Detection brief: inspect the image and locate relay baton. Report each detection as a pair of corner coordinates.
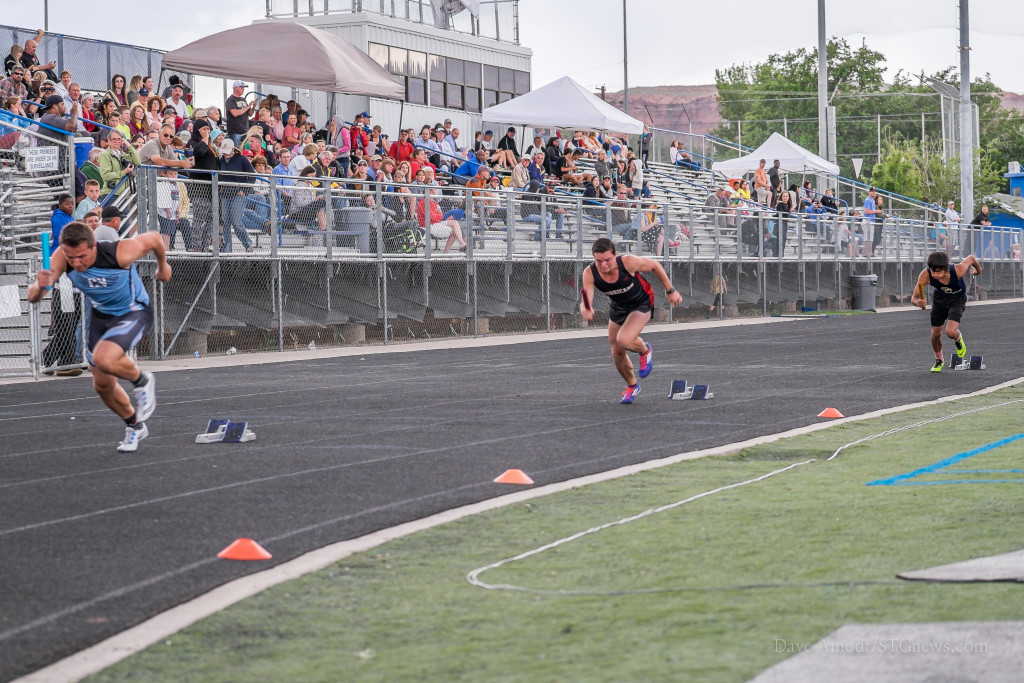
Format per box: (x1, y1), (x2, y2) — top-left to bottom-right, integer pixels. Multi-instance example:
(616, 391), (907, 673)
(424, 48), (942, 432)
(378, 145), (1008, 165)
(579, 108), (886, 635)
(41, 236), (51, 290)
(581, 287), (591, 311)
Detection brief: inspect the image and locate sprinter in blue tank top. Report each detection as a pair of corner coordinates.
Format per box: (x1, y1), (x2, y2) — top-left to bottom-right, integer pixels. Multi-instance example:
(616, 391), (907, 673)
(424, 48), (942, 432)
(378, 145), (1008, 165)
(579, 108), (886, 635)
(580, 237), (682, 403)
(28, 222), (172, 452)
(910, 250), (981, 372)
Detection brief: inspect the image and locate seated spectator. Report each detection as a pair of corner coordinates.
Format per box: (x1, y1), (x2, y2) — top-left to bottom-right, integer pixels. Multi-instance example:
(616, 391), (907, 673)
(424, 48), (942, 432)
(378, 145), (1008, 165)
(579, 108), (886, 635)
(544, 136), (562, 176)
(800, 180), (815, 209)
(79, 147), (102, 185)
(493, 127), (520, 170)
(802, 199), (827, 235)
(528, 152), (546, 185)
(634, 201), (664, 255)
(73, 179), (102, 219)
(416, 186), (467, 253)
(510, 154), (531, 190)
(609, 186), (634, 238)
(83, 209), (118, 242)
(0, 65), (29, 102)
(50, 193), (75, 251)
(524, 135), (544, 157)
(477, 129), (494, 153)
(559, 149), (588, 185)
(520, 180), (567, 240)
(0, 97), (26, 148)
(820, 188), (839, 214)
(455, 149), (489, 180)
(98, 128), (140, 198)
(389, 128), (414, 163)
(272, 147), (294, 211)
(283, 165), (328, 233)
(480, 174), (508, 225)
(289, 143), (317, 176)
(409, 147), (436, 179)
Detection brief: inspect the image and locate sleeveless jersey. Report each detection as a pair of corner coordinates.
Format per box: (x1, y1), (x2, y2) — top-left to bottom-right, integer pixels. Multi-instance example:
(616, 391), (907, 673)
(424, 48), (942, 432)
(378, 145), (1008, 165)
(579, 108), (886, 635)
(589, 255), (654, 310)
(928, 268), (966, 302)
(65, 241), (150, 315)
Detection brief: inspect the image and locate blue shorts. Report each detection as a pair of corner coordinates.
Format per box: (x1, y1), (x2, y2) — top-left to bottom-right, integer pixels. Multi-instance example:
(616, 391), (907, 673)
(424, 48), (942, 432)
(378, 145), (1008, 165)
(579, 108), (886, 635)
(87, 307), (153, 365)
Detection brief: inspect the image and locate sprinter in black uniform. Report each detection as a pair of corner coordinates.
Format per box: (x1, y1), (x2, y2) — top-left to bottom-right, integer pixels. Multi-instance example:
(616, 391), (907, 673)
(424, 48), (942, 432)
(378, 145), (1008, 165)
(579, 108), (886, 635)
(910, 250), (981, 372)
(581, 238), (682, 403)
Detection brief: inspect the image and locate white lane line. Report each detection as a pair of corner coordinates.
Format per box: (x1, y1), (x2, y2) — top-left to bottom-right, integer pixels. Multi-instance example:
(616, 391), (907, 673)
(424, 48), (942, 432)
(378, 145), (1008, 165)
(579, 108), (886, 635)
(18, 373), (1024, 683)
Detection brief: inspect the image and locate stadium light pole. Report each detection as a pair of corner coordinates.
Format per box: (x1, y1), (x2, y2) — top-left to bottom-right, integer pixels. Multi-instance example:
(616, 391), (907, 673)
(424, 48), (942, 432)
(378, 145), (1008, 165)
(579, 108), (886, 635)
(959, 0), (974, 225)
(622, 0), (629, 117)
(817, 0), (828, 160)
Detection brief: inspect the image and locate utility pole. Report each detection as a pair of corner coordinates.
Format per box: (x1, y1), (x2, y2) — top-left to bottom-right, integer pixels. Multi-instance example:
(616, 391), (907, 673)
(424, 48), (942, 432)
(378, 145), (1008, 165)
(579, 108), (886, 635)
(959, 0), (974, 224)
(817, 0), (828, 161)
(622, 0), (629, 117)
(599, 85), (606, 101)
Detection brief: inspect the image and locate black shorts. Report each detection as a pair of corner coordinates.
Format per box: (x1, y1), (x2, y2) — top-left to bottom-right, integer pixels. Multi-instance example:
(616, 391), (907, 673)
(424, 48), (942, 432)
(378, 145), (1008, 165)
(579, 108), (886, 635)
(931, 296), (966, 328)
(608, 303), (652, 326)
(87, 307), (153, 365)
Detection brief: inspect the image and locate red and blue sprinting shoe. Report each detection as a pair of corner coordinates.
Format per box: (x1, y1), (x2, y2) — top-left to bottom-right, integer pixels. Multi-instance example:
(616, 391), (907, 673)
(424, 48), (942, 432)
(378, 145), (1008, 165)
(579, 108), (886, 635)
(620, 384), (641, 404)
(638, 343), (653, 378)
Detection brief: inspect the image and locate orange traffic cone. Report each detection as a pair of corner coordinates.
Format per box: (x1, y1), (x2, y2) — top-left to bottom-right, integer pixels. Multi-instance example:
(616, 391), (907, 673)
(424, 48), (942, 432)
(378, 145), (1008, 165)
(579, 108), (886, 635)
(218, 538), (272, 561)
(493, 469), (534, 485)
(818, 407), (844, 419)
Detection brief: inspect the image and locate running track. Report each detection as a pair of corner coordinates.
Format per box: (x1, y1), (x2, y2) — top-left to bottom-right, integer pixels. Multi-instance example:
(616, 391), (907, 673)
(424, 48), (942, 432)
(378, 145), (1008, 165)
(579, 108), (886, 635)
(1, 302), (1022, 680)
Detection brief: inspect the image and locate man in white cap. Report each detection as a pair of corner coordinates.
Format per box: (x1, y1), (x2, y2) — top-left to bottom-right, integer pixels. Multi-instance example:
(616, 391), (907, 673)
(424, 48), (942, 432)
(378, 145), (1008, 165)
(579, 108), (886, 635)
(224, 80), (255, 145)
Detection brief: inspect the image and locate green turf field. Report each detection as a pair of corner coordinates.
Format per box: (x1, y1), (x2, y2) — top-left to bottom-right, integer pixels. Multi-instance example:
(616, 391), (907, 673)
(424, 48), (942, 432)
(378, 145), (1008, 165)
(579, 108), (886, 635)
(90, 385), (1024, 682)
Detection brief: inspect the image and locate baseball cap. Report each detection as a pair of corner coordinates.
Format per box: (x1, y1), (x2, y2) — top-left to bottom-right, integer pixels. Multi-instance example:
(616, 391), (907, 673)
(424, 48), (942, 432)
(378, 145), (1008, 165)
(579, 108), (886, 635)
(101, 205), (123, 220)
(43, 95), (63, 109)
(444, 118), (452, 124)
(370, 154), (382, 162)
(232, 80), (246, 88)
(219, 138), (235, 154)
(138, 86), (150, 97)
(484, 130), (493, 136)
(359, 111), (371, 118)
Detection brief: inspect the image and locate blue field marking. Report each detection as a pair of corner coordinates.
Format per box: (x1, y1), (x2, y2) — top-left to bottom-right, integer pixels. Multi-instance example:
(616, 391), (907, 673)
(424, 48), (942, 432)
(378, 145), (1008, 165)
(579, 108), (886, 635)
(867, 433), (1024, 487)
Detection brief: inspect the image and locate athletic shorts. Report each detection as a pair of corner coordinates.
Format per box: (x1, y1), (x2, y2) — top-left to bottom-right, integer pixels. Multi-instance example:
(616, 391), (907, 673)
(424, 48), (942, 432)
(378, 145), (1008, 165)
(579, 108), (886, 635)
(87, 307), (153, 365)
(608, 303), (652, 326)
(930, 295), (966, 328)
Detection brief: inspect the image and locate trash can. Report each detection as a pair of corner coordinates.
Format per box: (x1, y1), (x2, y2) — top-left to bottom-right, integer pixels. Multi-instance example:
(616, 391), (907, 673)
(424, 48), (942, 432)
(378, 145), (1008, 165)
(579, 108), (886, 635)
(339, 207), (372, 253)
(74, 137), (94, 168)
(851, 273), (877, 311)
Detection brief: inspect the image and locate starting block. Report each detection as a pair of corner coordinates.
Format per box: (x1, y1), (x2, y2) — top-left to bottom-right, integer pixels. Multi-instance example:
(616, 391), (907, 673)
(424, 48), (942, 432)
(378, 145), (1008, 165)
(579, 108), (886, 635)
(949, 354), (985, 371)
(669, 379), (714, 400)
(195, 419), (256, 443)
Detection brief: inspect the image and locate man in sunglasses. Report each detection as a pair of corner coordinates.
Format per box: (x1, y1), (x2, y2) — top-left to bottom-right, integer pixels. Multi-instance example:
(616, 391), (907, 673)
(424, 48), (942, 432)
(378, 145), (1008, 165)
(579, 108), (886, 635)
(0, 66), (28, 100)
(137, 123), (194, 170)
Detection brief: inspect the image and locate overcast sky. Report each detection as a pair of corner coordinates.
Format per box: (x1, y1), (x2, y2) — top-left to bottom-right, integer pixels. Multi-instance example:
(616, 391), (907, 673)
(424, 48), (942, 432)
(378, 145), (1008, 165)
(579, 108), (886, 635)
(7, 0), (1024, 92)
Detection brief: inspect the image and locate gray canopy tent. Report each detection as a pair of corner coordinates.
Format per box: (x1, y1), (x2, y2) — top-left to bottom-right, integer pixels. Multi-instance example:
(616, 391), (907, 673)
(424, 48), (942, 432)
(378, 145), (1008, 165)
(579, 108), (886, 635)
(160, 22), (404, 112)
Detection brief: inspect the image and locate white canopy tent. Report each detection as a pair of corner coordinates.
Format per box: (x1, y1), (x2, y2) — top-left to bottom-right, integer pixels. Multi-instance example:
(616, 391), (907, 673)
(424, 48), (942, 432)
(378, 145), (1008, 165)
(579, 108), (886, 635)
(712, 132), (840, 177)
(482, 76), (644, 135)
(161, 23), (404, 99)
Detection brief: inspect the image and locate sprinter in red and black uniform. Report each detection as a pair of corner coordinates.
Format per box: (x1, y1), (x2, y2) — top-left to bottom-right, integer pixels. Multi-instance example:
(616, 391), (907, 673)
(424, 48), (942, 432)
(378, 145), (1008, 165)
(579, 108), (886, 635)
(581, 237), (682, 403)
(910, 250), (981, 372)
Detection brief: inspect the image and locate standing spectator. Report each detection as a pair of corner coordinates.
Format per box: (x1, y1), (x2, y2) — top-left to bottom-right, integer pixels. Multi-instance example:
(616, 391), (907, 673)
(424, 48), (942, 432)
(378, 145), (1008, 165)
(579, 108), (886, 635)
(185, 119), (219, 249)
(708, 269), (728, 318)
(224, 80), (254, 145)
(350, 112), (370, 157)
(217, 139), (255, 252)
(767, 159), (782, 206)
(0, 65), (28, 101)
(281, 112), (301, 150)
(166, 84), (188, 120)
(104, 74), (129, 107)
(272, 147), (294, 213)
(156, 168), (194, 249)
(862, 187), (884, 256)
(639, 125), (652, 169)
(20, 30), (58, 83)
(4, 44), (22, 76)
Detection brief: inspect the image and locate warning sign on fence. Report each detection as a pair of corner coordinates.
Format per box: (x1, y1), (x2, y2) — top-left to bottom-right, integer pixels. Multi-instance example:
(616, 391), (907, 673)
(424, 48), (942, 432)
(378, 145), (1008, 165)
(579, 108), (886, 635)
(21, 146), (60, 172)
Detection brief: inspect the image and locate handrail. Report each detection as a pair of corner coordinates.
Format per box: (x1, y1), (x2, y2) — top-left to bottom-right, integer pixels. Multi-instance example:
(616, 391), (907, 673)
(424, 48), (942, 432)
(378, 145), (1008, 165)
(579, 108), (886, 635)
(11, 106), (75, 137)
(645, 167), (713, 196)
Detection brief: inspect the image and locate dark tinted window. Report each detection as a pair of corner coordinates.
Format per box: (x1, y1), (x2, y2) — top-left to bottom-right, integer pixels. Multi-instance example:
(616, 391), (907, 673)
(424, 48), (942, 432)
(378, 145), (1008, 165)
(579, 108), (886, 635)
(465, 63), (481, 87)
(464, 86), (481, 113)
(430, 81), (445, 108)
(484, 89), (498, 108)
(407, 77), (426, 105)
(484, 65), (499, 89)
(447, 58), (464, 85)
(514, 70), (530, 95)
(498, 67), (514, 92)
(447, 84), (463, 110)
